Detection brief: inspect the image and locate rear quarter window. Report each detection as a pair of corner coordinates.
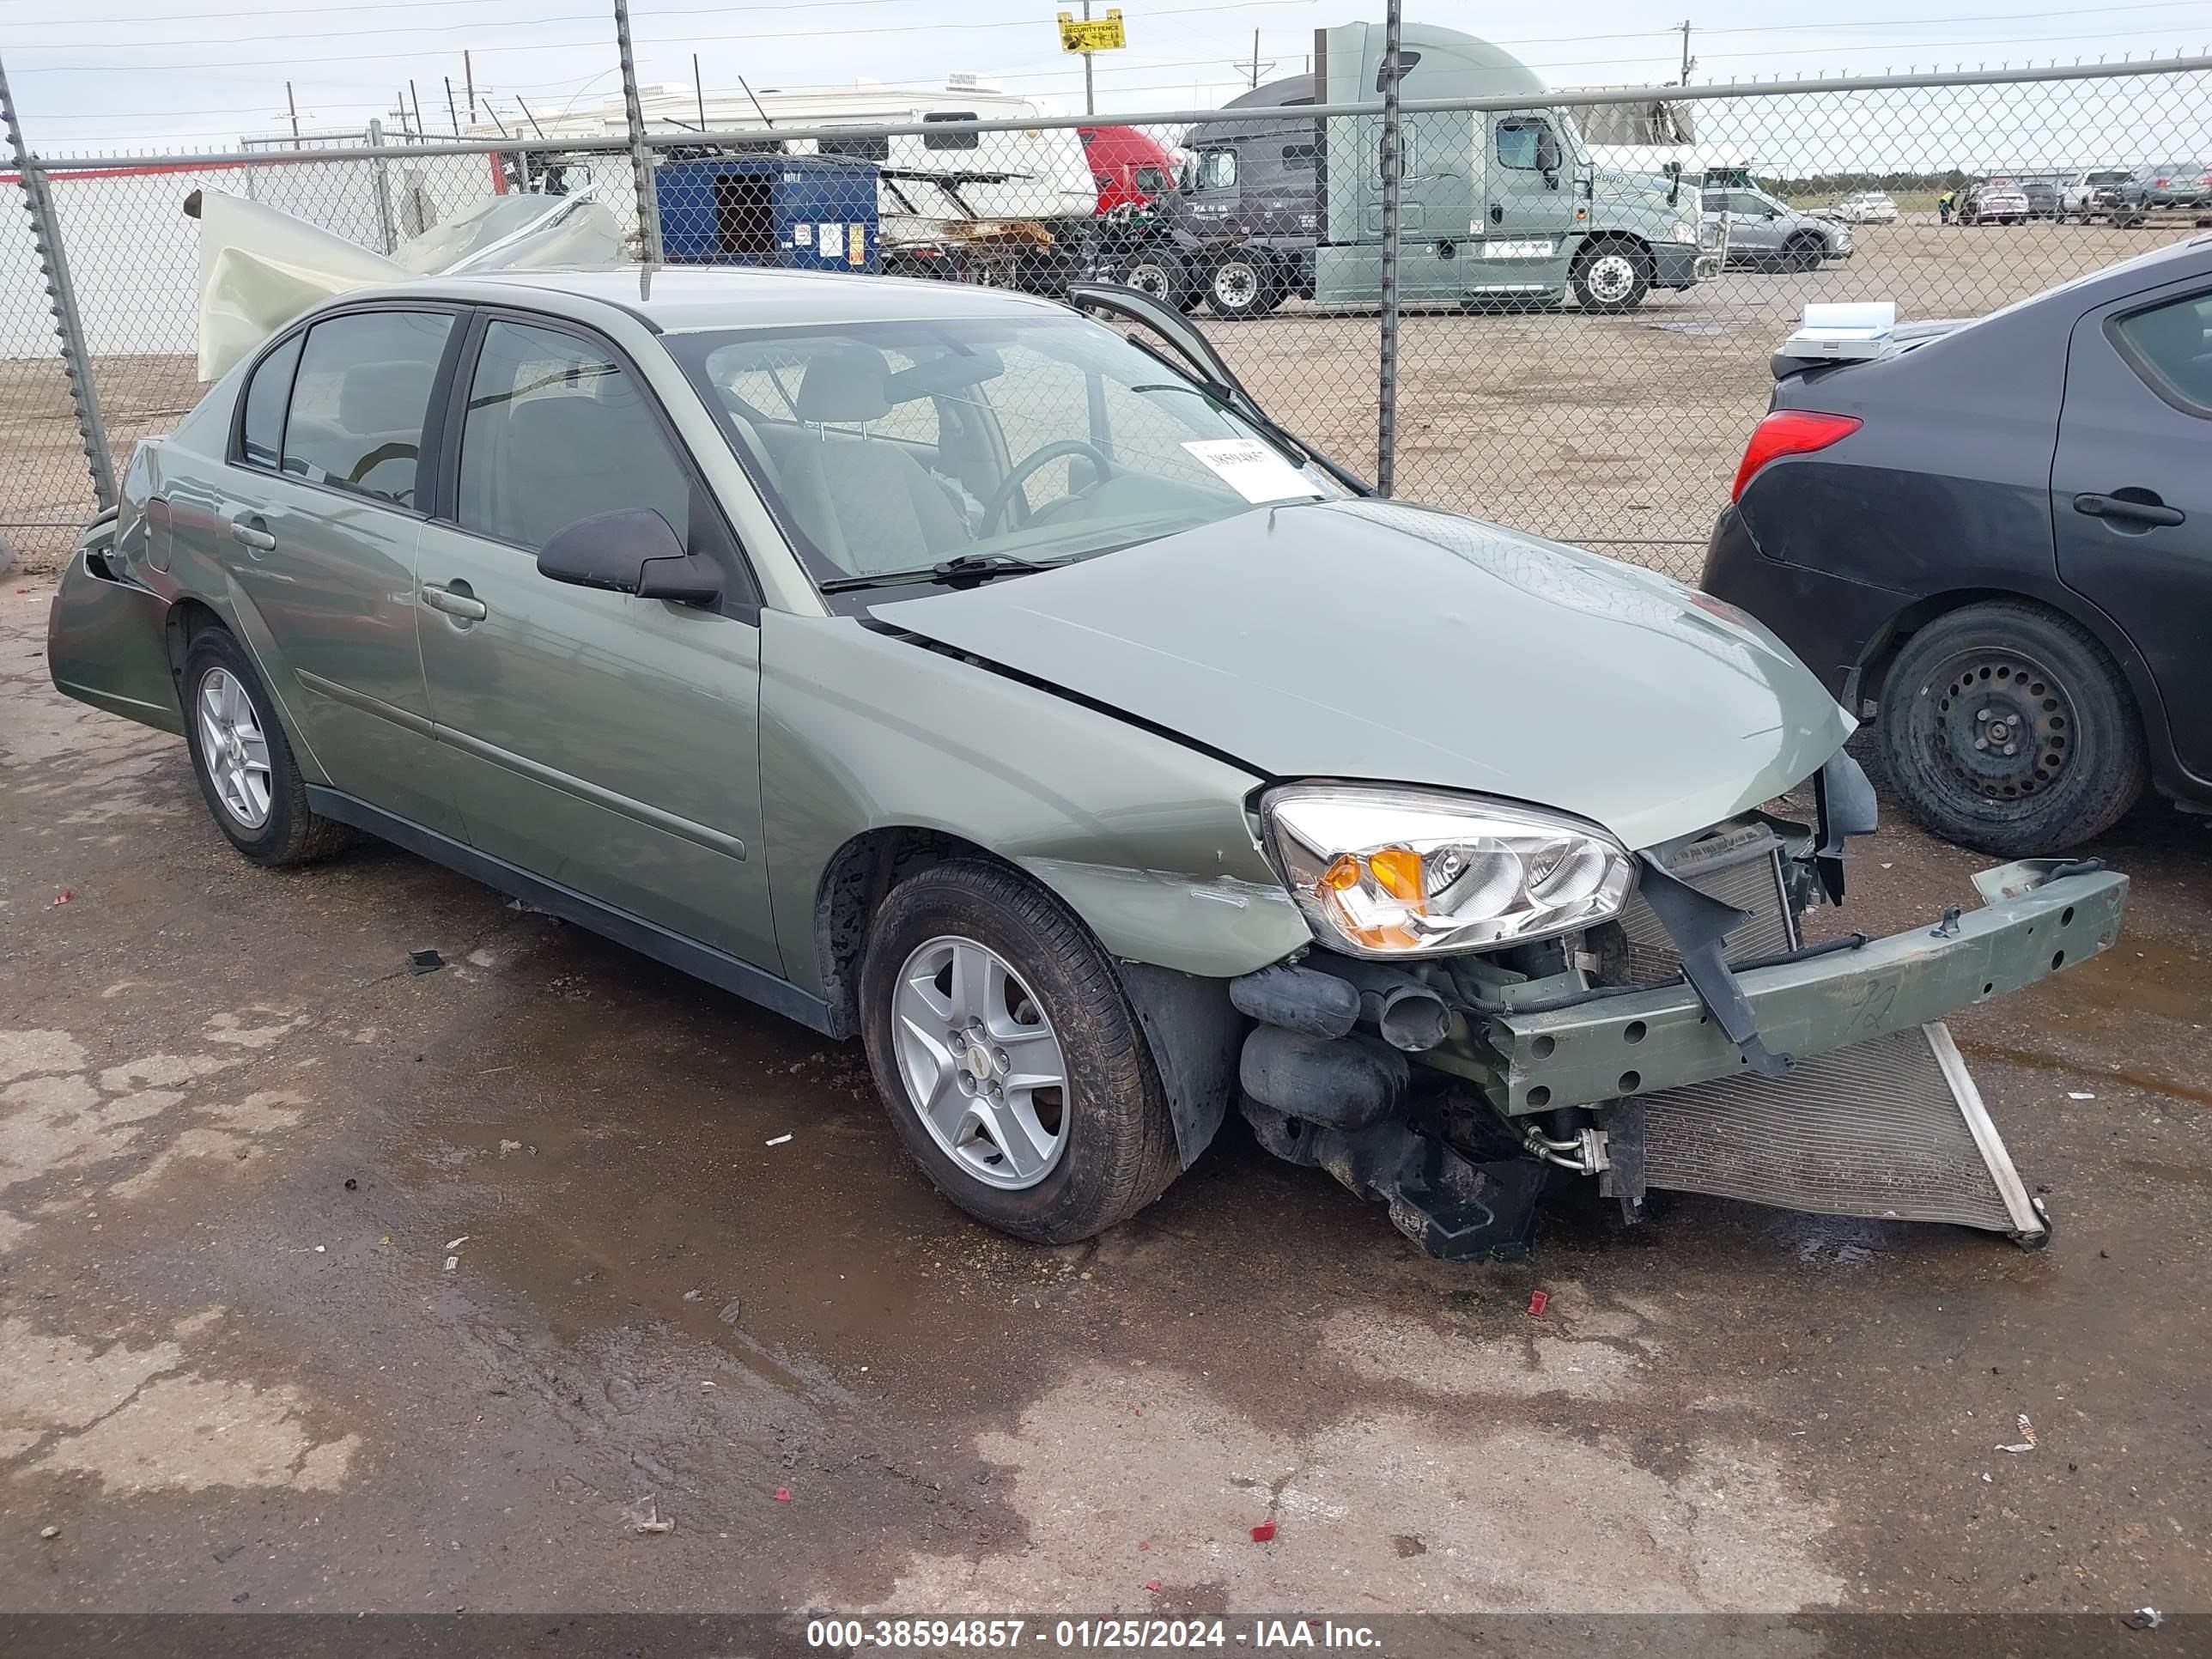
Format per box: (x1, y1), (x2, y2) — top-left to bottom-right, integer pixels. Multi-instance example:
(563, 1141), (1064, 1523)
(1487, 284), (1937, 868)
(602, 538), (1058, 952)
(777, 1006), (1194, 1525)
(238, 332), (303, 469)
(2109, 289), (2212, 415)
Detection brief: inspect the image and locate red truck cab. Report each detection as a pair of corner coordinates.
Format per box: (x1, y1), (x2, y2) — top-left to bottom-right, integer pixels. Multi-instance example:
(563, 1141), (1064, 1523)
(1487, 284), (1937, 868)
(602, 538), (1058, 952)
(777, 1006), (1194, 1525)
(1079, 125), (1177, 214)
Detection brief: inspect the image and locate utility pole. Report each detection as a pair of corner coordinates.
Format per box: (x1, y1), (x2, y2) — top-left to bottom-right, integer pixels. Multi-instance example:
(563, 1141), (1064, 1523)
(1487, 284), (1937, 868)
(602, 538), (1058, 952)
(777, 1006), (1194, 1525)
(611, 0), (664, 260)
(1376, 0), (1404, 497)
(1080, 0), (1095, 117)
(1232, 29), (1275, 89)
(286, 81), (300, 140)
(1677, 19), (1696, 84)
(465, 51), (477, 125)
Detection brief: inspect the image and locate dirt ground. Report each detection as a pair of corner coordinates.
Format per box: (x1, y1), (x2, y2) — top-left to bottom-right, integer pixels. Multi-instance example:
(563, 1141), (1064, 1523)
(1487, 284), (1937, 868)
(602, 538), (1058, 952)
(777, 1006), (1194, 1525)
(3, 218), (2197, 580)
(3, 575), (2208, 1623)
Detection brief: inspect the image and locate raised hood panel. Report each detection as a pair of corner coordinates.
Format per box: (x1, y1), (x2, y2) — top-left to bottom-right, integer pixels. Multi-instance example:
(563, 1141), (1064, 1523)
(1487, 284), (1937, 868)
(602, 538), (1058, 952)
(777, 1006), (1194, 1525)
(870, 501), (1853, 852)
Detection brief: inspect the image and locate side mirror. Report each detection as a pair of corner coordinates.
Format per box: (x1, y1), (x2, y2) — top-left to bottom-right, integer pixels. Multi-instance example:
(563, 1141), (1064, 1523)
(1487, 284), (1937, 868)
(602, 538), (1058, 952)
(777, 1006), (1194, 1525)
(537, 508), (720, 606)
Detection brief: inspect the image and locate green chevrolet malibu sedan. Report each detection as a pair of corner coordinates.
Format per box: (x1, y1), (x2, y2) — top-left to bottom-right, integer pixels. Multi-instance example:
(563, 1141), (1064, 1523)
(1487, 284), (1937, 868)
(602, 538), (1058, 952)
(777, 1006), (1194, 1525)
(49, 266), (2128, 1258)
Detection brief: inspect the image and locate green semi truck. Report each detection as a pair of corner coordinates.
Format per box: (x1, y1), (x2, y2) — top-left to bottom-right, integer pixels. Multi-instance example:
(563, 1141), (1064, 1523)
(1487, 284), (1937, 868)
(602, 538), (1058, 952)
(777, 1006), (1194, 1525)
(1162, 21), (1711, 315)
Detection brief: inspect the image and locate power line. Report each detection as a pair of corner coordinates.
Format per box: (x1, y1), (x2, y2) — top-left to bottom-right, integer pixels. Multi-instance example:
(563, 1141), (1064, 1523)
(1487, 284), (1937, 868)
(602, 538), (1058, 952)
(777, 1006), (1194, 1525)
(8, 0), (1321, 72)
(3, 0), (1027, 22)
(13, 0), (2203, 46)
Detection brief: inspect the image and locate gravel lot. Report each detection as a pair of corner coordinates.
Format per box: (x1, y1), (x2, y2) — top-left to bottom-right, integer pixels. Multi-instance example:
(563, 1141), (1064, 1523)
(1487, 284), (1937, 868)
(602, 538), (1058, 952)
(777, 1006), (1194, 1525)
(3, 217), (2199, 579)
(3, 576), (2208, 1620)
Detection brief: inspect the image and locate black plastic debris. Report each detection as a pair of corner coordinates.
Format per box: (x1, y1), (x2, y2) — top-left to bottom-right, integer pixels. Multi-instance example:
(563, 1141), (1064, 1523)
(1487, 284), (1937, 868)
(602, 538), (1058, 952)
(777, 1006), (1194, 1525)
(407, 949), (444, 975)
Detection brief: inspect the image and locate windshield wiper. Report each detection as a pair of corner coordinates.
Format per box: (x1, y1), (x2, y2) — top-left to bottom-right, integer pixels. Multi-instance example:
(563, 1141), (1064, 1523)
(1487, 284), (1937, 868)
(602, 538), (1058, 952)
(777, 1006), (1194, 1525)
(817, 554), (1066, 594)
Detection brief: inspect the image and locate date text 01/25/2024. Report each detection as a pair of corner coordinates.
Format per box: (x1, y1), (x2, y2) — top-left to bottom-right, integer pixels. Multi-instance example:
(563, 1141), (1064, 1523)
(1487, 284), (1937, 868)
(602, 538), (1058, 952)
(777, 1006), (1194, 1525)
(805, 1619), (1383, 1650)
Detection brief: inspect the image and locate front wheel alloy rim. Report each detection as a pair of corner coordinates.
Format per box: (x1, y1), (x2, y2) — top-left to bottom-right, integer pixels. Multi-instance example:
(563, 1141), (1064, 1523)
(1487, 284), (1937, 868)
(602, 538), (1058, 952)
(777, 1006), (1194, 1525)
(1916, 647), (2075, 802)
(1583, 252), (1637, 303)
(1214, 262), (1260, 307)
(197, 666), (273, 830)
(891, 934), (1069, 1190)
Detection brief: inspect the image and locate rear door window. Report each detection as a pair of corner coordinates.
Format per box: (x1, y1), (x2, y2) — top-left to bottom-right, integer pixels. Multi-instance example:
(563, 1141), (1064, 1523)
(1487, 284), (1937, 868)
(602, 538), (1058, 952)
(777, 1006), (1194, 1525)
(281, 310), (454, 506)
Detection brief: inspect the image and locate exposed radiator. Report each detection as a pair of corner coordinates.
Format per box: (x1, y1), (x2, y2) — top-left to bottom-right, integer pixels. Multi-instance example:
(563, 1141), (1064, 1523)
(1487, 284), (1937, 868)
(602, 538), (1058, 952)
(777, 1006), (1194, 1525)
(1637, 1023), (2046, 1239)
(1616, 819), (1798, 982)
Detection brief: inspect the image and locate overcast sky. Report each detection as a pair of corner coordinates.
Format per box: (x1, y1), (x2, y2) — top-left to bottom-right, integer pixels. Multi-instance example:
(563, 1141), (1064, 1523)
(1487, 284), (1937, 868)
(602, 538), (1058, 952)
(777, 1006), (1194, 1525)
(4, 0), (2210, 151)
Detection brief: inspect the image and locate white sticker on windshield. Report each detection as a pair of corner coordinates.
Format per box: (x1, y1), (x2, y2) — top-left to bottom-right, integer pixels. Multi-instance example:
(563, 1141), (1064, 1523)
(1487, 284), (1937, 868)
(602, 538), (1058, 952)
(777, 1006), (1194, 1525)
(1180, 439), (1323, 504)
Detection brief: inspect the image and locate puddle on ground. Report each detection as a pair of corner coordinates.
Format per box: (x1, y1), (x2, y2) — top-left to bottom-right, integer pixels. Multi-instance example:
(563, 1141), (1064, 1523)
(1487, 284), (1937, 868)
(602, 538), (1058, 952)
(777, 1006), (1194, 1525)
(2115, 1158), (2212, 1192)
(2010, 932), (2209, 1026)
(1960, 1040), (2212, 1110)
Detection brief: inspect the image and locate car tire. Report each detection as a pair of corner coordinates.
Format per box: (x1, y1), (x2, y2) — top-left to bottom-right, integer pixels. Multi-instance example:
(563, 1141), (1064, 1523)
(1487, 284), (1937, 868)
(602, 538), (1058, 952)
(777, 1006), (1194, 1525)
(1783, 234), (1824, 272)
(1205, 252), (1279, 319)
(858, 858), (1182, 1245)
(1570, 239), (1651, 312)
(1111, 251), (1194, 313)
(179, 627), (354, 867)
(1877, 600), (2147, 856)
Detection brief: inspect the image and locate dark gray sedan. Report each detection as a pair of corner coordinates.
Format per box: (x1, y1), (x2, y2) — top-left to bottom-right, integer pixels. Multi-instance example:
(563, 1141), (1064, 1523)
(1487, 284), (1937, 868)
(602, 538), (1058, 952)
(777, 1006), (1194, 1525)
(1704, 234), (2212, 854)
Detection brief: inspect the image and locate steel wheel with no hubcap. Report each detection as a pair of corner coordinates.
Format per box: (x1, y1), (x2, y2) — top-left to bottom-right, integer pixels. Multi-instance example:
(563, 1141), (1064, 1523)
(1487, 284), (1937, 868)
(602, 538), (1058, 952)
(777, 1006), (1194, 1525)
(197, 665), (273, 830)
(1915, 647), (2074, 803)
(890, 934), (1069, 1190)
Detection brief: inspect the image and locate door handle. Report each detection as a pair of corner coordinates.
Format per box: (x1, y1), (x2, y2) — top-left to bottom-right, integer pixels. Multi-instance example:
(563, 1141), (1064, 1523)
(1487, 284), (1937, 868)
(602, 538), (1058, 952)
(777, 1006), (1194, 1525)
(2074, 491), (2184, 527)
(229, 521), (276, 551)
(420, 583), (489, 622)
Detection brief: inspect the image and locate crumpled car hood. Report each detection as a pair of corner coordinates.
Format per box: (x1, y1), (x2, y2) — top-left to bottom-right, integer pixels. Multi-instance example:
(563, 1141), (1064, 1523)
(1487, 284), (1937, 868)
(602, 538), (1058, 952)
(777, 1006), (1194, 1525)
(870, 500), (1854, 852)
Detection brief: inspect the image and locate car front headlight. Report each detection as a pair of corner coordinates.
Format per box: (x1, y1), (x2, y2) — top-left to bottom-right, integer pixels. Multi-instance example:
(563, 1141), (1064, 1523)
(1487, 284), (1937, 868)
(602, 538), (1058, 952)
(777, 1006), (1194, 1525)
(1670, 220), (1695, 244)
(1259, 783), (1637, 958)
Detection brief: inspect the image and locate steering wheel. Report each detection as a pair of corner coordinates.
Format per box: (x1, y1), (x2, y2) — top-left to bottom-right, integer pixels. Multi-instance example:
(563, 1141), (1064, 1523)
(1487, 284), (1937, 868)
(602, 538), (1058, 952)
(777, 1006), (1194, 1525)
(979, 440), (1116, 535)
(347, 441), (419, 502)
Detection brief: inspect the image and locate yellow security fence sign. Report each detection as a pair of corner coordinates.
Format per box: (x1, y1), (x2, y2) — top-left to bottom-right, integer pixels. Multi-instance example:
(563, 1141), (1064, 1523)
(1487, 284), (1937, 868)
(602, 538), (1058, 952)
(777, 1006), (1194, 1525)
(1057, 9), (1126, 52)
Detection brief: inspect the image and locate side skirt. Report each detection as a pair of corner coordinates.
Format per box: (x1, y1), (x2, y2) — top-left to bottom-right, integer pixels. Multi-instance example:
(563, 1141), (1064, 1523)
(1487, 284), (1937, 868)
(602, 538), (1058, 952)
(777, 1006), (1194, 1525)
(304, 786), (836, 1036)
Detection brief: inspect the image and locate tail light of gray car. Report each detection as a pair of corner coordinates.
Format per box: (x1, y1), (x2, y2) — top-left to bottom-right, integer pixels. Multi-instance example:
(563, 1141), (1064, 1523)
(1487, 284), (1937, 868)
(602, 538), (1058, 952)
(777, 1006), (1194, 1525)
(1730, 409), (1862, 501)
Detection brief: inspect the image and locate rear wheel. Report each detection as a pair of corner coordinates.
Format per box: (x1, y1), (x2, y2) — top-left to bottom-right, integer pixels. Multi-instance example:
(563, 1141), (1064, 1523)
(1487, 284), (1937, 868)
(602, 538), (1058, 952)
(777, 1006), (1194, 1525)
(858, 860), (1182, 1244)
(1877, 600), (2146, 855)
(1570, 240), (1651, 313)
(179, 628), (353, 866)
(1205, 252), (1280, 319)
(1783, 234), (1824, 272)
(1110, 251), (1195, 313)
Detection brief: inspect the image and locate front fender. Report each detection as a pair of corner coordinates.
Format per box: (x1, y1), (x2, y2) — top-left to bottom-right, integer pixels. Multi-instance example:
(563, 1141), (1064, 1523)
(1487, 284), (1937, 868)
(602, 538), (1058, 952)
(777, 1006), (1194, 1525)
(758, 611), (1310, 998)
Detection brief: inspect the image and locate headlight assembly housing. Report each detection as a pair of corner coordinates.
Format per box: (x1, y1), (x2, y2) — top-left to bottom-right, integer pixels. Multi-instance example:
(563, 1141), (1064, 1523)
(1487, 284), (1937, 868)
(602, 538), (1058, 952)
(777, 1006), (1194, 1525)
(1260, 783), (1637, 958)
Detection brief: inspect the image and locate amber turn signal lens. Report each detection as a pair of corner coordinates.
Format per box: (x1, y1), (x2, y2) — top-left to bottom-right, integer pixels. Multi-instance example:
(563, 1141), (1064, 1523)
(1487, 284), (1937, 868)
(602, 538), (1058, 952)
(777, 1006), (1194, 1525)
(1366, 845), (1425, 902)
(1319, 854), (1364, 893)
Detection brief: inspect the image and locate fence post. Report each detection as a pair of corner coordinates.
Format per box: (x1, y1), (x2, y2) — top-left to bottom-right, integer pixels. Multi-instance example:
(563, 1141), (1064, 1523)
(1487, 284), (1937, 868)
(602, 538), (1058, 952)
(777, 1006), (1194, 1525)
(611, 0), (664, 263)
(368, 118), (398, 255)
(1, 53), (115, 514)
(1375, 0), (1404, 498)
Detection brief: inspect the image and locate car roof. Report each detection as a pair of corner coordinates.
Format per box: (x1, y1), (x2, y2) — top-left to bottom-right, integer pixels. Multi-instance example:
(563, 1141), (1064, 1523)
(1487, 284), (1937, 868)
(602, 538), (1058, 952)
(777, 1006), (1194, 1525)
(337, 264), (1076, 335)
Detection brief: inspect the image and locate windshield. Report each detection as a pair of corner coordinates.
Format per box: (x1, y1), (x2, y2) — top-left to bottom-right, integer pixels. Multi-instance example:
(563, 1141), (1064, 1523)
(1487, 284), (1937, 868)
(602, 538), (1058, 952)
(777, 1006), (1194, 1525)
(669, 314), (1346, 589)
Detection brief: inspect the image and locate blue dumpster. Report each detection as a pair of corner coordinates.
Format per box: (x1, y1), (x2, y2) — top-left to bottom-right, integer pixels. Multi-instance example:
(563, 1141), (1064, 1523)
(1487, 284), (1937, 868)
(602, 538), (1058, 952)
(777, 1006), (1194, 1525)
(657, 154), (881, 272)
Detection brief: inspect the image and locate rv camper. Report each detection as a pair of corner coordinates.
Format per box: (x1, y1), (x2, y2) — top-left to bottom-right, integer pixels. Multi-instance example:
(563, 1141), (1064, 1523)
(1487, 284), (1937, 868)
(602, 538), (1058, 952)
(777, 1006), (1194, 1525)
(1143, 23), (1708, 315)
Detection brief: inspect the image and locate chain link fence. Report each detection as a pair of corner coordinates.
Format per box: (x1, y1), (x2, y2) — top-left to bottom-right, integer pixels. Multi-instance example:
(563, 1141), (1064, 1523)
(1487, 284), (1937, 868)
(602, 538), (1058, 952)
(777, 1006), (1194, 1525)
(8, 60), (2212, 576)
